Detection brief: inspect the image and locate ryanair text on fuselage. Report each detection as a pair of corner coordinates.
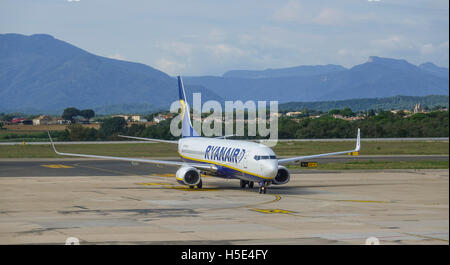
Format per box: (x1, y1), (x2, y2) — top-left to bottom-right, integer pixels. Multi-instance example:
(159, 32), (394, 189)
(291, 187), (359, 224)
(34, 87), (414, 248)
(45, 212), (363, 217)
(204, 145), (245, 164)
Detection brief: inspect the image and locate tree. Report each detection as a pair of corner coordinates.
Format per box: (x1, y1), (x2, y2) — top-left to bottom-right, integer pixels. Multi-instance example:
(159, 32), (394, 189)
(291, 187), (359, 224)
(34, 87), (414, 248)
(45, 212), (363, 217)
(99, 117), (127, 138)
(127, 124), (146, 137)
(367, 109), (376, 117)
(1, 113), (16, 122)
(80, 109), (95, 120)
(62, 107), (81, 122)
(328, 109), (341, 115)
(341, 108), (354, 117)
(66, 124), (97, 141)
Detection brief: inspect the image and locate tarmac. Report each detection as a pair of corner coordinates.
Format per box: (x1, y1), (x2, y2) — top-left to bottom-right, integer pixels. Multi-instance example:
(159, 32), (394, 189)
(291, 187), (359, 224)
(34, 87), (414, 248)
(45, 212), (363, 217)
(0, 159), (448, 245)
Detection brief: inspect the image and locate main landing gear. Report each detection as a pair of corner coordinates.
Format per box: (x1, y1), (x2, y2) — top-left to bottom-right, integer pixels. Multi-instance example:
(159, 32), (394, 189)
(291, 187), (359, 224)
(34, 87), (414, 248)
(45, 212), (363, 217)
(240, 180), (254, 189)
(189, 179), (202, 189)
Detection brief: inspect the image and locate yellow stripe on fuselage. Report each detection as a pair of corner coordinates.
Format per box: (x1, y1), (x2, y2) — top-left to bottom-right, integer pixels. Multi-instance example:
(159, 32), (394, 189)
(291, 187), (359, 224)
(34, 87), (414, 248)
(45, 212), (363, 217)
(178, 152), (273, 180)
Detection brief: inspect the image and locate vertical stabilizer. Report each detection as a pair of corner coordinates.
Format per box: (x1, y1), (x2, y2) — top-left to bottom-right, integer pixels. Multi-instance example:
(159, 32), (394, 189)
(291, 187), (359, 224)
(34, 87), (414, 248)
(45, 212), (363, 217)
(178, 76), (200, 137)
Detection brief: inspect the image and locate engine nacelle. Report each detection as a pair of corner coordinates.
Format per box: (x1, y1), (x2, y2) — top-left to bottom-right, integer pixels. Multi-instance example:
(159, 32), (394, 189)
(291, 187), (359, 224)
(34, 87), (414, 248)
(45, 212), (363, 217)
(272, 166), (290, 185)
(176, 166), (201, 186)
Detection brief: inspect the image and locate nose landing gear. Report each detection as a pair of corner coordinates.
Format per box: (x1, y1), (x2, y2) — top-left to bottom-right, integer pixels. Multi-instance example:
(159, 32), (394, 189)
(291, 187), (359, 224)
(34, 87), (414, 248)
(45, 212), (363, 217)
(258, 181), (269, 194)
(240, 180), (268, 194)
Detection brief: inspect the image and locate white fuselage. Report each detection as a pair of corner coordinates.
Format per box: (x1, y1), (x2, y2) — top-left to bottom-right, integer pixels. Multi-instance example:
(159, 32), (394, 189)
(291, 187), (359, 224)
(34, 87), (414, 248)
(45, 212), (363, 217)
(178, 137), (278, 182)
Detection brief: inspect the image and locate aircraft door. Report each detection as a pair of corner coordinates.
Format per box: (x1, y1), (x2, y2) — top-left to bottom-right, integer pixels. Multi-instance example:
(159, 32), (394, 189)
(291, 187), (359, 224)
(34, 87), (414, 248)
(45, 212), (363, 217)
(242, 152), (248, 169)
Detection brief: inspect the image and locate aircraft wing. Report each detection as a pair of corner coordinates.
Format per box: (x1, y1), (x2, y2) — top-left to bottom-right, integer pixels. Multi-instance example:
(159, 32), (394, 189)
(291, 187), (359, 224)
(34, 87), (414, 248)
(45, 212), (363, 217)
(47, 132), (216, 172)
(278, 128), (361, 164)
(214, 134), (236, 139)
(117, 135), (178, 144)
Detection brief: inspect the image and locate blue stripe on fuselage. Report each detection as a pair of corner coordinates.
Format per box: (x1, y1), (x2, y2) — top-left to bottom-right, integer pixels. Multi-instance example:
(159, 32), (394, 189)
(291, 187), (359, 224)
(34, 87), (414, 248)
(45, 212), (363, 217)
(180, 156), (264, 182)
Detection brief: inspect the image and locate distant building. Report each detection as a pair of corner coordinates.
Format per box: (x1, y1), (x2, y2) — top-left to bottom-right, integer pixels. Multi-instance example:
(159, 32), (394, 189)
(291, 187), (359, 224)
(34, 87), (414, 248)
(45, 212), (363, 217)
(286, 111), (302, 117)
(270, 112), (282, 118)
(112, 115), (130, 121)
(153, 115), (166, 123)
(343, 116), (364, 121)
(332, 114), (364, 121)
(11, 118), (27, 124)
(414, 103), (424, 114)
(165, 113), (174, 119)
(56, 118), (68, 125)
(32, 115), (52, 126)
(391, 110), (411, 114)
(131, 115), (141, 122)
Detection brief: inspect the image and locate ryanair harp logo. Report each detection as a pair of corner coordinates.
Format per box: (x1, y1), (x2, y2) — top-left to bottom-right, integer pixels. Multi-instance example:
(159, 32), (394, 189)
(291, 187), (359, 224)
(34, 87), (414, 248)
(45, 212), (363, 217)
(204, 146), (246, 164)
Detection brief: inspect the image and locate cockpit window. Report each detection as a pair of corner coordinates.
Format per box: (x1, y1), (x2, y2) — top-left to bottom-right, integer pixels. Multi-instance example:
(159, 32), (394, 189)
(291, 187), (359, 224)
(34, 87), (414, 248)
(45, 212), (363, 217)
(254, 155), (277, 160)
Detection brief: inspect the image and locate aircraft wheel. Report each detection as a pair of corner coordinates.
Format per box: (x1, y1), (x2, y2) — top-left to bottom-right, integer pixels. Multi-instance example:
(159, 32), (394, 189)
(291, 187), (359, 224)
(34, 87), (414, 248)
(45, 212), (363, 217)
(248, 181), (254, 188)
(197, 180), (203, 189)
(240, 180), (247, 188)
(189, 185), (194, 189)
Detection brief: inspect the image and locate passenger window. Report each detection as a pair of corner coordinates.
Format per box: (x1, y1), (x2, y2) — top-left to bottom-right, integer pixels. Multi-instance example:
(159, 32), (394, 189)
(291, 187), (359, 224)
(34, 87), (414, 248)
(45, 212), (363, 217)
(270, 155), (277, 159)
(261, 156), (270, 160)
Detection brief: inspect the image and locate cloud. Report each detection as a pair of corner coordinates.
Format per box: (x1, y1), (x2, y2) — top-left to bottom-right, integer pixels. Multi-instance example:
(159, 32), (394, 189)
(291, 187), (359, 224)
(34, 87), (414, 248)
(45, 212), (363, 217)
(371, 35), (415, 50)
(313, 8), (342, 25)
(66, 0), (80, 2)
(154, 58), (187, 76)
(419, 41), (449, 55)
(160, 42), (194, 57)
(206, 44), (245, 57)
(420, 43), (435, 54)
(272, 2), (343, 25)
(108, 53), (127, 61)
(272, 1), (303, 22)
(439, 40), (449, 49)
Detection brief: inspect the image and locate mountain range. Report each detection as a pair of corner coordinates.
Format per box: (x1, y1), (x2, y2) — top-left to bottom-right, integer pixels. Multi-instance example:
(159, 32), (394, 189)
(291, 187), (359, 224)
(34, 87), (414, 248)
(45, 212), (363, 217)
(184, 56), (448, 103)
(0, 33), (221, 114)
(0, 33), (448, 114)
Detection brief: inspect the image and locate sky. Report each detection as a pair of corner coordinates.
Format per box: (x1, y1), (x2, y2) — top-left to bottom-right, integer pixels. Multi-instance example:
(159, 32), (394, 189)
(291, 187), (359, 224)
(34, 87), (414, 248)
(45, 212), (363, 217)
(1, 0), (448, 76)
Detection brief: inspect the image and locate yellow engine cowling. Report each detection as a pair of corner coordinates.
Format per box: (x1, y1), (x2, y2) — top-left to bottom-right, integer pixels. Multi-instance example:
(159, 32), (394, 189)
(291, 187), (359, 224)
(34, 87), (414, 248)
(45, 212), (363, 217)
(176, 166), (201, 186)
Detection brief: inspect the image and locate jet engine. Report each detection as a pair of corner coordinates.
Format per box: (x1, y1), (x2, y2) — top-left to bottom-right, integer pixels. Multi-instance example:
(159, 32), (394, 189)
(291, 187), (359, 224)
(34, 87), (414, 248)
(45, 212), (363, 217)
(176, 166), (201, 186)
(272, 166), (290, 185)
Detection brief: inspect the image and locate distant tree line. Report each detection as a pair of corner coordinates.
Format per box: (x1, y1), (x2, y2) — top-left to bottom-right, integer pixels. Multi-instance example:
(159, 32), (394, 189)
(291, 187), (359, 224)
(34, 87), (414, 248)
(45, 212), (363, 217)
(279, 95), (449, 113)
(277, 110), (449, 139)
(57, 110), (448, 141)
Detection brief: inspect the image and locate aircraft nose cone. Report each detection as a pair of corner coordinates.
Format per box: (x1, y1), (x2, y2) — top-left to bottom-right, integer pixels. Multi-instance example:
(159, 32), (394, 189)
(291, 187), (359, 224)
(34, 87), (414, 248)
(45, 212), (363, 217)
(263, 162), (278, 179)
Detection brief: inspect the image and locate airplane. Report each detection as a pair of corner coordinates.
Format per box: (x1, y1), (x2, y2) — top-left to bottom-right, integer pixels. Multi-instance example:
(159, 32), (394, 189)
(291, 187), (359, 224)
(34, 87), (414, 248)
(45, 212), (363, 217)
(47, 76), (361, 194)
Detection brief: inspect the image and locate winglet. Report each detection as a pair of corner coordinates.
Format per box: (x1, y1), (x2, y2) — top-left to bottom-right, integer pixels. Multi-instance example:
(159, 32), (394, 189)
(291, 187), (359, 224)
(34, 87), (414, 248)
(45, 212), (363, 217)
(355, 128), (361, 151)
(47, 131), (60, 154)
